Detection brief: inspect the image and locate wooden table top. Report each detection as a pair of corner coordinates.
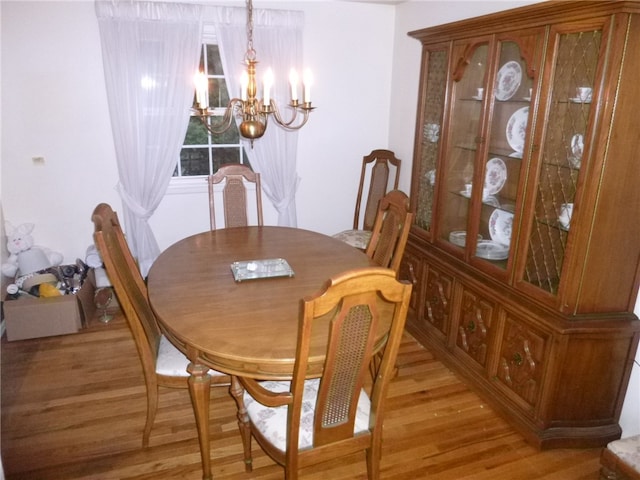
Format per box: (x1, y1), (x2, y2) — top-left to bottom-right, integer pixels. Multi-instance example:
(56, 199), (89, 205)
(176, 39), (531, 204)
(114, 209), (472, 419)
(147, 226), (378, 379)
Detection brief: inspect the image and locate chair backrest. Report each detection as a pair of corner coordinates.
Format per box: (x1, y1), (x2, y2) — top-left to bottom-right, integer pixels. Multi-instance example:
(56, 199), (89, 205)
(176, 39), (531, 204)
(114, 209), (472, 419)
(365, 190), (414, 273)
(354, 149), (401, 231)
(290, 267), (411, 456)
(91, 203), (162, 383)
(208, 164), (263, 230)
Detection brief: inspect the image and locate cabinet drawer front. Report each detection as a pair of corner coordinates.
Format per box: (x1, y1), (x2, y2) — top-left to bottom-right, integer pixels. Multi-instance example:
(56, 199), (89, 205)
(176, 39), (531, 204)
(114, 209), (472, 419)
(422, 265), (453, 339)
(399, 247), (423, 315)
(455, 287), (496, 369)
(495, 314), (549, 411)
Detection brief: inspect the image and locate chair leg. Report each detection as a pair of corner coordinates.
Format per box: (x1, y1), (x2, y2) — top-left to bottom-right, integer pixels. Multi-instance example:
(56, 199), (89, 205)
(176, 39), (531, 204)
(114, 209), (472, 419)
(142, 383), (159, 448)
(230, 377), (253, 472)
(284, 464), (299, 480)
(366, 440), (382, 480)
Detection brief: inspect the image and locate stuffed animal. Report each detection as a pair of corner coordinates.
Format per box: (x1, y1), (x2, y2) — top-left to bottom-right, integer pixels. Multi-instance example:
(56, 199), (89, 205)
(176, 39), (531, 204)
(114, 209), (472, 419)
(1, 222), (63, 278)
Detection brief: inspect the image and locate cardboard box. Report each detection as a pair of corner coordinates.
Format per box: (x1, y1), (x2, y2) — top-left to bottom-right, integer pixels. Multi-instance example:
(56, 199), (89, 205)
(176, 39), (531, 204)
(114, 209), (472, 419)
(4, 290), (84, 341)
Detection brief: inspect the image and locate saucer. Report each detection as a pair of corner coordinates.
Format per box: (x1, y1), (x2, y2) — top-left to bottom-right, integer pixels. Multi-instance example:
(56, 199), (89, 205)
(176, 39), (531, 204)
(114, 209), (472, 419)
(472, 95), (483, 101)
(569, 97), (591, 104)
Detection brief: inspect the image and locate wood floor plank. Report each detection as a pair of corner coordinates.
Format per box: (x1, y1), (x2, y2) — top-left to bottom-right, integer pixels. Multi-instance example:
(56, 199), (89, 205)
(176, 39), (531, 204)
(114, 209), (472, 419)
(1, 314), (602, 479)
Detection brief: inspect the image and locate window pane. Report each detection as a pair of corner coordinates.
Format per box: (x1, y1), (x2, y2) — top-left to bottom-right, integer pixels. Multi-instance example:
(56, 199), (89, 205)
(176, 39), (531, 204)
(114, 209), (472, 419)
(184, 117), (210, 145)
(213, 147), (241, 169)
(208, 78), (230, 109)
(179, 148), (210, 176)
(206, 44), (224, 75)
(211, 122), (239, 144)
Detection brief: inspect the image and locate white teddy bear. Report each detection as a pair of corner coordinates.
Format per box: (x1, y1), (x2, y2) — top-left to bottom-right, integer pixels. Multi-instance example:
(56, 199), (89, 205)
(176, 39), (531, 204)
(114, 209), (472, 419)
(1, 222), (63, 278)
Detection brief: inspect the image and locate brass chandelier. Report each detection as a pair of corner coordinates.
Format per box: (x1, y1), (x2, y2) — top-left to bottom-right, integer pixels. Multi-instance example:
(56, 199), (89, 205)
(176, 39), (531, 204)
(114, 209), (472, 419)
(193, 0), (314, 144)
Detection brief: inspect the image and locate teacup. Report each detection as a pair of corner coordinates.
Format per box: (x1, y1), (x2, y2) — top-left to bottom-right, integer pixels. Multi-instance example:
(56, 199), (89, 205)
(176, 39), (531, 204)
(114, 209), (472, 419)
(426, 169), (436, 186)
(558, 203), (574, 229)
(576, 87), (592, 102)
(424, 123), (440, 143)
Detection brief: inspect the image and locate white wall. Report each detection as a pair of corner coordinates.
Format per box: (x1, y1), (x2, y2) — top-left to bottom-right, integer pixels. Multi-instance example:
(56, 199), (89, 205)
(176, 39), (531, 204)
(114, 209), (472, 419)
(0, 0), (396, 256)
(1, 0), (637, 437)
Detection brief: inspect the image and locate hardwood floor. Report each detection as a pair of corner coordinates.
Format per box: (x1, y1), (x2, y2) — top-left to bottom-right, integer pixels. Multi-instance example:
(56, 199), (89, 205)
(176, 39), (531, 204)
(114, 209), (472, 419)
(1, 314), (603, 479)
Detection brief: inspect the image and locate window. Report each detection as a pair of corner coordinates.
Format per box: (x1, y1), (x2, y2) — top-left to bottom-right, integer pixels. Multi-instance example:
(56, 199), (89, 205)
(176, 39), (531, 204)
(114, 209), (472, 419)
(174, 44), (250, 177)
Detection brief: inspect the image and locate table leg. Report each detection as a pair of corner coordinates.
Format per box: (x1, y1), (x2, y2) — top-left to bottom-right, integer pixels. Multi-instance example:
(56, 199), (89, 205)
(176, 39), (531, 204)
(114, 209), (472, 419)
(230, 376), (253, 472)
(187, 362), (212, 480)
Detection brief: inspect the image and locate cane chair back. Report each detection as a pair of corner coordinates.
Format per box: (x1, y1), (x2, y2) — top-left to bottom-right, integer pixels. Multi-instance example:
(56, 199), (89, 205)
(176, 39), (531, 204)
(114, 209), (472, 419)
(333, 149), (401, 250)
(235, 267), (412, 479)
(356, 149), (401, 231)
(91, 203), (228, 447)
(365, 190), (413, 274)
(208, 164), (263, 230)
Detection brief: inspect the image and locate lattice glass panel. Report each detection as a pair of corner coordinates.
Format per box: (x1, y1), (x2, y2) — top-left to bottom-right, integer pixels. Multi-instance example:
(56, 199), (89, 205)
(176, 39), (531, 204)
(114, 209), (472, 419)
(437, 43), (488, 246)
(415, 49), (448, 231)
(523, 30), (601, 294)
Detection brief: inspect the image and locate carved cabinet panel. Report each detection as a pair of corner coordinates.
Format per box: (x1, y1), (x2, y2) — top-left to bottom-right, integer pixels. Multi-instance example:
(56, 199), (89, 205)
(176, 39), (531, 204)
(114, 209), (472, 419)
(422, 264), (453, 340)
(495, 313), (549, 411)
(455, 286), (495, 370)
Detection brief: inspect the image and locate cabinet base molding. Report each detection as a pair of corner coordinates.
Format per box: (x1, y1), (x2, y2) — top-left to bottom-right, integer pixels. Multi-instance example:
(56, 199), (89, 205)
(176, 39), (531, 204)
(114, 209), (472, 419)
(406, 316), (637, 449)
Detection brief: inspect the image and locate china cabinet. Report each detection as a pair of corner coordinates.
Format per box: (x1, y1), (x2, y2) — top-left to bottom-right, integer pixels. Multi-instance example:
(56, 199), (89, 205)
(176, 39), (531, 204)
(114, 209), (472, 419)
(402, 1), (640, 449)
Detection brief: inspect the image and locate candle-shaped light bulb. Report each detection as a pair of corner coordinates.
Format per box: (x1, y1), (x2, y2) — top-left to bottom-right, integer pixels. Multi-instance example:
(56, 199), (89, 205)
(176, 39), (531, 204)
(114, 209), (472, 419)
(194, 71), (208, 109)
(263, 68), (274, 106)
(289, 69), (299, 102)
(240, 71), (249, 101)
(303, 68), (313, 103)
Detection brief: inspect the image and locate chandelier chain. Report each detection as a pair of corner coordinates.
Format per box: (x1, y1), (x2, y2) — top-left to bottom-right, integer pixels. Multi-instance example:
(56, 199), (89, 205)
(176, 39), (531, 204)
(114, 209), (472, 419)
(245, 0), (256, 62)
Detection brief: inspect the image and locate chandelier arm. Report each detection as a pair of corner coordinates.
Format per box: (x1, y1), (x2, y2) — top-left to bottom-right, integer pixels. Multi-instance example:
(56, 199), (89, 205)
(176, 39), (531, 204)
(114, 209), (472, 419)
(266, 100), (313, 131)
(194, 98), (244, 135)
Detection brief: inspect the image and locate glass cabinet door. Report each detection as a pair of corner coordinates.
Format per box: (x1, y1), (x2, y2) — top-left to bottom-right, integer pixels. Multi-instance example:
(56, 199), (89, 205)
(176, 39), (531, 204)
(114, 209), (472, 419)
(436, 40), (489, 251)
(471, 38), (536, 270)
(522, 28), (602, 295)
(414, 47), (449, 233)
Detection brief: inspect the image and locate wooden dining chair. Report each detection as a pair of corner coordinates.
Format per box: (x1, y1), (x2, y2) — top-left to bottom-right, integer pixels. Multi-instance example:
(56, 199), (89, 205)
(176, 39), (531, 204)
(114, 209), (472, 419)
(232, 267), (412, 480)
(333, 149), (401, 249)
(365, 189), (413, 274)
(91, 203), (229, 447)
(208, 163), (263, 230)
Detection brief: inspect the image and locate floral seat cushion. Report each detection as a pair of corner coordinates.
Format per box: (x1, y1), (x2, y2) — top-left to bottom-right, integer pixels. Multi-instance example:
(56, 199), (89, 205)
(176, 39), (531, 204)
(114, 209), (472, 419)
(607, 435), (640, 473)
(243, 378), (371, 452)
(332, 229), (372, 250)
(156, 335), (226, 378)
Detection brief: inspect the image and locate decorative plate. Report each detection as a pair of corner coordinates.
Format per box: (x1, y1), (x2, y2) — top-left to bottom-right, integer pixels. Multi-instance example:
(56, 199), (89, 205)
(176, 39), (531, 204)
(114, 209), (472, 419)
(506, 106), (529, 154)
(495, 61), (522, 101)
(571, 133), (584, 159)
(476, 240), (510, 260)
(449, 231), (482, 247)
(484, 158), (507, 195)
(482, 195), (501, 208)
(569, 97), (591, 104)
(489, 209), (514, 247)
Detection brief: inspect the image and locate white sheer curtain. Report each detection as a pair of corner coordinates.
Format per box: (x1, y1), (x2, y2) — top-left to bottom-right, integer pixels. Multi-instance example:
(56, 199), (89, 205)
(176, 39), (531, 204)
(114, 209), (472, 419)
(209, 7), (304, 227)
(95, 1), (203, 276)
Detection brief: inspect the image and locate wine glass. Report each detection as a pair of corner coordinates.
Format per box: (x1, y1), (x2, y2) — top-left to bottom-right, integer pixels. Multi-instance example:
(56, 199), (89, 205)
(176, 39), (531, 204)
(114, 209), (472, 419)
(94, 287), (114, 324)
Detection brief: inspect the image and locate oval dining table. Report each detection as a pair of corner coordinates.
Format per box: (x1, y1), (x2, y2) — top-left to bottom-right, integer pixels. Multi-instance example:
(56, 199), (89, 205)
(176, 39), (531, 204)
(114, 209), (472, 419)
(147, 226), (378, 479)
